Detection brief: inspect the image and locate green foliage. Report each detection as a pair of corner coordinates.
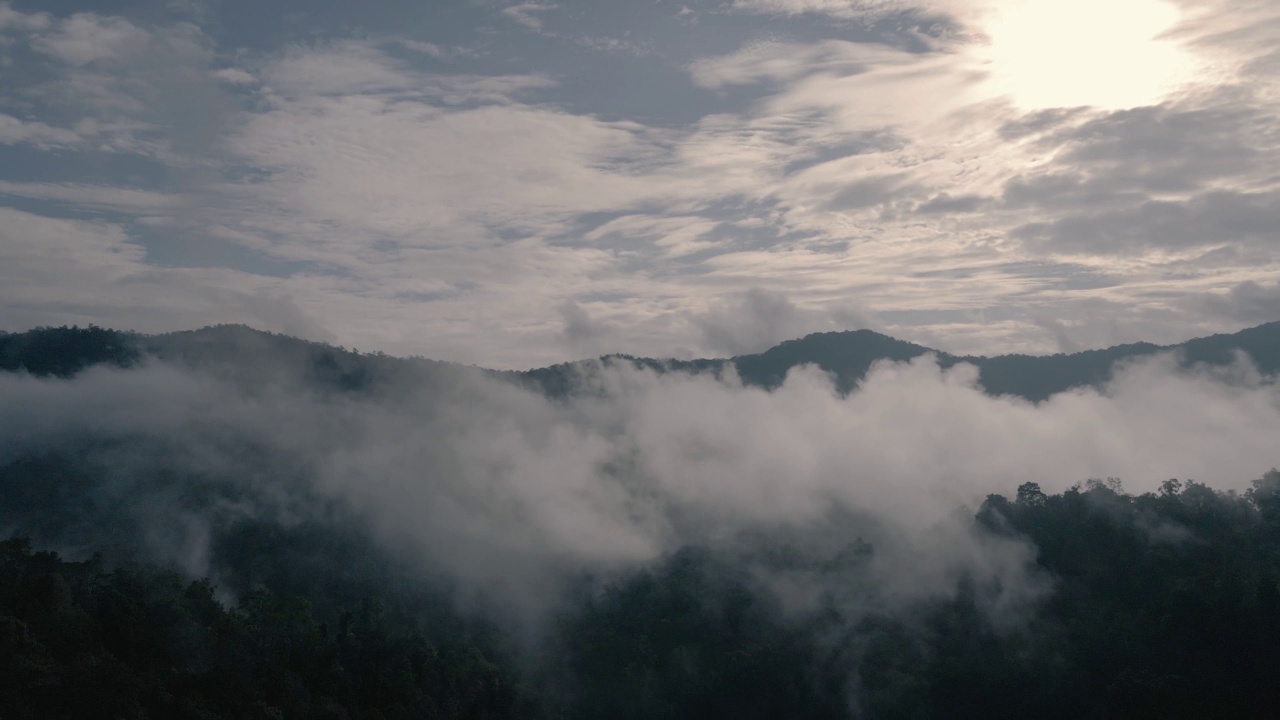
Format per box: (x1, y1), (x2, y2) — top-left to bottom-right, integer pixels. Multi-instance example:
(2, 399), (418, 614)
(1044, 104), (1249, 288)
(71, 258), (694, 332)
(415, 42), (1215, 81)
(8, 471), (1280, 718)
(975, 471), (1280, 718)
(551, 549), (848, 720)
(547, 472), (1280, 719)
(0, 538), (518, 720)
(0, 325), (138, 377)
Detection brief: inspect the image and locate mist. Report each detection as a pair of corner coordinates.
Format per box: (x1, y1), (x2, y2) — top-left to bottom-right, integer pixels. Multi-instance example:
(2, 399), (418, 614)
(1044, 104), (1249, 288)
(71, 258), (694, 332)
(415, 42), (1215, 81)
(2, 347), (1277, 632)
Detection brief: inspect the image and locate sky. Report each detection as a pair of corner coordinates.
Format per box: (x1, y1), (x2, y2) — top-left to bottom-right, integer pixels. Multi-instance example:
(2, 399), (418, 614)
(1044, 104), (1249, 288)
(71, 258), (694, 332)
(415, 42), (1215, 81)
(1, 0), (1279, 368)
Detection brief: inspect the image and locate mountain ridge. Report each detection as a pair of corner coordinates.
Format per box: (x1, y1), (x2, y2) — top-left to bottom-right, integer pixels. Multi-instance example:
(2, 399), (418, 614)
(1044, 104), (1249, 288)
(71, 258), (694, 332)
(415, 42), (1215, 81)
(3, 320), (1280, 402)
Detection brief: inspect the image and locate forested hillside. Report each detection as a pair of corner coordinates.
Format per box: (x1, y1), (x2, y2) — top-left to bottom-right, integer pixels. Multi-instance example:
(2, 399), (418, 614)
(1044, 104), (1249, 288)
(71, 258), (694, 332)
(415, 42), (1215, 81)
(5, 321), (1280, 401)
(6, 475), (1280, 718)
(3, 325), (1280, 718)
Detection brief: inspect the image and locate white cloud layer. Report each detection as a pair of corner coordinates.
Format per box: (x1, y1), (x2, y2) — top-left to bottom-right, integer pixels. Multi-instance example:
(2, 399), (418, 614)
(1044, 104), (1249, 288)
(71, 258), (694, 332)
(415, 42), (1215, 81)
(2, 349), (1277, 621)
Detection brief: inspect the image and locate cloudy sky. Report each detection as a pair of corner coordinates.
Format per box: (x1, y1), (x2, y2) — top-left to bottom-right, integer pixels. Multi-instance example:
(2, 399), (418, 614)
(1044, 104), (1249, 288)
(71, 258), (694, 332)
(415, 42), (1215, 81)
(1, 0), (1278, 368)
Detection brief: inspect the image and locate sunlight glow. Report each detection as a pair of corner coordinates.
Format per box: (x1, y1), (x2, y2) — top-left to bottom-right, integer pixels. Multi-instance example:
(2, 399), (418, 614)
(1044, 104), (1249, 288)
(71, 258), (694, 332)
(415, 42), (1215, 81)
(982, 0), (1200, 110)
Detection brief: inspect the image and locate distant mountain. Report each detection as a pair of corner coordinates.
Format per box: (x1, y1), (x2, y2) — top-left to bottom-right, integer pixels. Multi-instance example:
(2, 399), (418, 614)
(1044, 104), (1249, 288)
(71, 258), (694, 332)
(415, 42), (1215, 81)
(3, 321), (1280, 402)
(734, 329), (940, 391)
(0, 323), (464, 394)
(519, 322), (1280, 401)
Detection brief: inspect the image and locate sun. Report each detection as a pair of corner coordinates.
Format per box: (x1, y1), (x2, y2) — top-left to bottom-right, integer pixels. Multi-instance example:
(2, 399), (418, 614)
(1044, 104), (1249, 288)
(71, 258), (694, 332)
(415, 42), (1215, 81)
(980, 0), (1200, 110)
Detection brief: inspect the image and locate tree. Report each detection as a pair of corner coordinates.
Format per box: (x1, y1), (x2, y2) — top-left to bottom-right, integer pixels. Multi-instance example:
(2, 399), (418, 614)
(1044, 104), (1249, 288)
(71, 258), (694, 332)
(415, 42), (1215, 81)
(1016, 481), (1047, 507)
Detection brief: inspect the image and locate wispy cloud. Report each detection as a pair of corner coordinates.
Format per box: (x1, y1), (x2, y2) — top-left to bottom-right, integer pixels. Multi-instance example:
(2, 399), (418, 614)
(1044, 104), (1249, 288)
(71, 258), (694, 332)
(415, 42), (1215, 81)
(0, 0), (1278, 364)
(501, 2), (558, 33)
(0, 114), (82, 148)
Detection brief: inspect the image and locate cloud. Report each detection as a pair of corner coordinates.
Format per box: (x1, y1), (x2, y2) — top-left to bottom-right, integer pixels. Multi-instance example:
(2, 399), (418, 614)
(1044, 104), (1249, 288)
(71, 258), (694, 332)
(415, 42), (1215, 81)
(2, 9), (231, 163)
(693, 288), (875, 356)
(1030, 314), (1085, 353)
(726, 0), (935, 20)
(0, 180), (181, 212)
(689, 39), (921, 91)
(501, 2), (558, 33)
(1194, 280), (1280, 325)
(31, 13), (151, 65)
(263, 42), (417, 97)
(584, 214), (725, 258)
(239, 291), (337, 343)
(1168, 0), (1280, 78)
(675, 21), (1280, 357)
(0, 207), (332, 342)
(211, 67), (256, 86)
(3, 343), (1280, 626)
(1012, 189), (1280, 257)
(0, 114), (82, 149)
(0, 2), (50, 32)
(1, 0), (1279, 369)
(999, 91), (1280, 207)
(559, 300), (613, 356)
(232, 49), (647, 246)
(694, 288), (812, 356)
(915, 192), (988, 214)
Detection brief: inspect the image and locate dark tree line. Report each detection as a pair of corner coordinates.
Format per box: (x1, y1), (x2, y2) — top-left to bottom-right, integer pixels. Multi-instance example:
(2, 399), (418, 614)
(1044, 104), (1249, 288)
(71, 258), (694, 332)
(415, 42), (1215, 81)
(967, 472), (1280, 718)
(6, 321), (1280, 402)
(7, 471), (1280, 719)
(0, 537), (518, 720)
(533, 471), (1280, 719)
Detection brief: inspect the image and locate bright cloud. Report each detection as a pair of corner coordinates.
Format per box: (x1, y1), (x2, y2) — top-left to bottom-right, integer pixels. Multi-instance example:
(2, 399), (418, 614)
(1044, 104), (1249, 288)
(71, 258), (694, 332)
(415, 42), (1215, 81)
(4, 347), (1279, 615)
(0, 0), (1278, 365)
(981, 0), (1203, 110)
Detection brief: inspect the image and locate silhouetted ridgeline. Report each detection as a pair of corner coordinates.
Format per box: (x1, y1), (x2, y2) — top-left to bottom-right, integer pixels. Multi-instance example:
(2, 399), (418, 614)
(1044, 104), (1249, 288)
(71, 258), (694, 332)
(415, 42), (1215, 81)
(0, 324), (465, 394)
(524, 322), (1280, 401)
(6, 320), (1274, 400)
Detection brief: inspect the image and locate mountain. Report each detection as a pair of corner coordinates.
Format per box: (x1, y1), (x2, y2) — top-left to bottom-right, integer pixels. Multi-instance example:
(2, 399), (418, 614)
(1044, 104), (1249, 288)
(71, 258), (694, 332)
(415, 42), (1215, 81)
(521, 321), (1280, 402)
(4, 321), (1280, 718)
(3, 320), (1280, 402)
(0, 323), (464, 393)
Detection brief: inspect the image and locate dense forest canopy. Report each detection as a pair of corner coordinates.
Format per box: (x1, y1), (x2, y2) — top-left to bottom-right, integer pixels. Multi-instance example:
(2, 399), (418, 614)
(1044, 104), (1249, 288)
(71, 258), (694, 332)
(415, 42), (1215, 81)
(3, 324), (1280, 718)
(7, 474), (1280, 718)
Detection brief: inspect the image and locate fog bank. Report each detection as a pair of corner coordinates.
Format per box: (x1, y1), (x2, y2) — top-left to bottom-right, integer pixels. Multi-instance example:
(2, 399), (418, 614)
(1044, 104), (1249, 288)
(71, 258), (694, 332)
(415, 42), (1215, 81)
(1, 351), (1276, 625)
